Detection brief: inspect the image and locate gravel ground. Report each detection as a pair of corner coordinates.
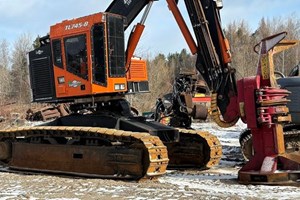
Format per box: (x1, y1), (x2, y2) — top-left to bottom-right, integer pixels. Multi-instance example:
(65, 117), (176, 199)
(0, 121), (299, 200)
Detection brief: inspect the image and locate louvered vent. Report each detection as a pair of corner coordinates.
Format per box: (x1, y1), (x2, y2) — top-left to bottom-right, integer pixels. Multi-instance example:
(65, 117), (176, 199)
(29, 45), (56, 102)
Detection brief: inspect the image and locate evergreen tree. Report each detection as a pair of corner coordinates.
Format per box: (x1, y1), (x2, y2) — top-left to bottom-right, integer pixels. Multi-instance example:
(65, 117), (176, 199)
(32, 35), (41, 49)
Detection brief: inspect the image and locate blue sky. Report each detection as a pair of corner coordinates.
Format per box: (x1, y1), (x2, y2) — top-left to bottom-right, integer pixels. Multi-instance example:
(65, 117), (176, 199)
(0, 0), (299, 56)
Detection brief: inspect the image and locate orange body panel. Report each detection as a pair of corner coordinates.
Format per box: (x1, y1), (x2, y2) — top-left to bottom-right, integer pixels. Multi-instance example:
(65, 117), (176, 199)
(126, 58), (148, 82)
(50, 13), (103, 38)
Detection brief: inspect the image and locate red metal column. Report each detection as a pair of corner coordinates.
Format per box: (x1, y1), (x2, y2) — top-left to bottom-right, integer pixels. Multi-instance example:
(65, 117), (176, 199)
(238, 32), (300, 185)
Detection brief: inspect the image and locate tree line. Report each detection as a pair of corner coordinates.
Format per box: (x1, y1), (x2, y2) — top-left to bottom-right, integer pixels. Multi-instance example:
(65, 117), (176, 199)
(0, 16), (299, 112)
(0, 34), (32, 105)
(129, 16), (300, 112)
(226, 16), (300, 78)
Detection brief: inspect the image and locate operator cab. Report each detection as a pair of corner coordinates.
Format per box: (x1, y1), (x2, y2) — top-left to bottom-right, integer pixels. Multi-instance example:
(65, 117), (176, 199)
(28, 12), (149, 103)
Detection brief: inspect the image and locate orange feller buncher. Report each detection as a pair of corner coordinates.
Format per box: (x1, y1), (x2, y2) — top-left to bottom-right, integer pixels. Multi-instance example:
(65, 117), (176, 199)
(0, 0), (299, 185)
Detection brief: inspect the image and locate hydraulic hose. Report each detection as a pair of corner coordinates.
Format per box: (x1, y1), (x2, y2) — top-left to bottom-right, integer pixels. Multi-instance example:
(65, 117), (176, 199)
(210, 93), (239, 128)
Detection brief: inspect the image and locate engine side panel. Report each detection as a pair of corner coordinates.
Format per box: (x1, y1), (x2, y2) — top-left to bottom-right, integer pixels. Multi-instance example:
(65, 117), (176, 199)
(28, 44), (57, 102)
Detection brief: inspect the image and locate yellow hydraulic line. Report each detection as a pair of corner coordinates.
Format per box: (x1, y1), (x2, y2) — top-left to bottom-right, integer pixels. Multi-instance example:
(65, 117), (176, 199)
(210, 93), (239, 128)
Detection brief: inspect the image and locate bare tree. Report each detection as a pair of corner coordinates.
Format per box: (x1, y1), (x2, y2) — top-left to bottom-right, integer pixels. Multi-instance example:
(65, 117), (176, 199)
(225, 15), (300, 78)
(252, 15), (300, 75)
(0, 39), (11, 104)
(225, 20), (257, 78)
(10, 33), (33, 103)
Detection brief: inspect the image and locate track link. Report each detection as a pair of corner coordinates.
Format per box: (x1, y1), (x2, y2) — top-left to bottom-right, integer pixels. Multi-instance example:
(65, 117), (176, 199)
(0, 126), (169, 179)
(240, 125), (300, 161)
(165, 128), (222, 169)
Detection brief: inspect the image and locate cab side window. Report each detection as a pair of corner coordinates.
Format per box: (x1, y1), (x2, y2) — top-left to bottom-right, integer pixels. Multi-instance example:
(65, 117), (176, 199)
(64, 35), (88, 79)
(52, 39), (63, 68)
(92, 24), (106, 85)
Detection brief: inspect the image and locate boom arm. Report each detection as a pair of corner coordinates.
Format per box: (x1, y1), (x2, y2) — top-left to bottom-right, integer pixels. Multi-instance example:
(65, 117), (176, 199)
(106, 0), (152, 30)
(166, 0), (239, 126)
(107, 0), (239, 126)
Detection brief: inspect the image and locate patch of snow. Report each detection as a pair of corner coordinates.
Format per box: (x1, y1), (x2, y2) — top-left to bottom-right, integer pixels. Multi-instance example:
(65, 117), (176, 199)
(159, 170), (300, 199)
(0, 184), (26, 200)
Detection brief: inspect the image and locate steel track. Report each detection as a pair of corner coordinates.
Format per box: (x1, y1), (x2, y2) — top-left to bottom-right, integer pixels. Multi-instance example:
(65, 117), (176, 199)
(0, 126), (169, 179)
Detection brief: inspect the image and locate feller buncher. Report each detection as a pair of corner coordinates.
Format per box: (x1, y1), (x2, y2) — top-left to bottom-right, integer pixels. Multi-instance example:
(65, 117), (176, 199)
(0, 0), (299, 185)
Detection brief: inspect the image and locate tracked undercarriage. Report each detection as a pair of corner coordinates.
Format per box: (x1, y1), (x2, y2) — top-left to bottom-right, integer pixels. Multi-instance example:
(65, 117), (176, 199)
(0, 126), (168, 179)
(240, 124), (300, 161)
(0, 100), (222, 179)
